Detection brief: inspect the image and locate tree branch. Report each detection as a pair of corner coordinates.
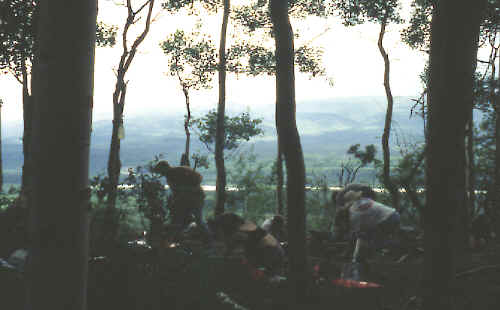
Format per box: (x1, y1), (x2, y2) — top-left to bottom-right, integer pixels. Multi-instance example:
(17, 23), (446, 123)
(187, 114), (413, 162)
(456, 264), (500, 279)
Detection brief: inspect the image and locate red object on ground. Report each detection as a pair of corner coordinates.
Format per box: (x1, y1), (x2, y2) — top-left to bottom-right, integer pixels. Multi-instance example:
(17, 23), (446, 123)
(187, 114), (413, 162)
(240, 259), (267, 281)
(312, 264), (321, 278)
(331, 279), (382, 288)
(250, 268), (266, 280)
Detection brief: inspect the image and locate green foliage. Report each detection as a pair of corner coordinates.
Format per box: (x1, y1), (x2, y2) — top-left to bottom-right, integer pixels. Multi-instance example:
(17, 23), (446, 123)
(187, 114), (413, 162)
(96, 21), (118, 47)
(347, 144), (377, 166)
(402, 0), (500, 52)
(475, 111), (495, 192)
(89, 197), (146, 246)
(232, 0), (269, 33)
(226, 43), (325, 78)
(0, 1), (118, 79)
(480, 0), (500, 44)
(227, 44), (275, 76)
(306, 172), (332, 231)
(88, 176), (147, 249)
(161, 0), (195, 12)
(191, 110), (264, 154)
(338, 144), (378, 185)
(231, 0), (327, 32)
(0, 193), (17, 212)
(160, 28), (218, 91)
(289, 0), (328, 18)
(400, 0), (434, 52)
(124, 155), (169, 225)
(332, 0), (403, 26)
(191, 152), (210, 170)
(229, 0), (327, 78)
(295, 46), (326, 77)
(392, 148), (425, 185)
(0, 0), (35, 78)
(161, 0), (219, 13)
(226, 150), (276, 221)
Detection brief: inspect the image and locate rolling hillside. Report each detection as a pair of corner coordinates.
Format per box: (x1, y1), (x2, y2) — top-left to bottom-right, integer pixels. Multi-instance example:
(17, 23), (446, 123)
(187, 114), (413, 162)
(1, 96), (425, 185)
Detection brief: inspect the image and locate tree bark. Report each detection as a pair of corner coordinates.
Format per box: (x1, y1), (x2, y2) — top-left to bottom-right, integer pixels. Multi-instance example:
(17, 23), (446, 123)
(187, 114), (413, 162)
(21, 59), (34, 198)
(493, 44), (500, 226)
(378, 18), (400, 211)
(0, 99), (3, 192)
(214, 0), (230, 216)
(270, 0), (307, 305)
(423, 1), (484, 309)
(24, 0), (96, 309)
(181, 84), (191, 166)
(464, 88), (475, 243)
(276, 142), (285, 215)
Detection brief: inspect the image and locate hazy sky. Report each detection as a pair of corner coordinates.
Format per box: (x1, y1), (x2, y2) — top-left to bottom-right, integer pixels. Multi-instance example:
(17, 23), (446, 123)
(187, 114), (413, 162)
(0, 0), (428, 126)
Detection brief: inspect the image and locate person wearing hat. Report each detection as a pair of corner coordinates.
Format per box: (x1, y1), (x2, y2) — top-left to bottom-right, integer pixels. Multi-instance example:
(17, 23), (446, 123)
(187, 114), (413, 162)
(334, 183), (400, 264)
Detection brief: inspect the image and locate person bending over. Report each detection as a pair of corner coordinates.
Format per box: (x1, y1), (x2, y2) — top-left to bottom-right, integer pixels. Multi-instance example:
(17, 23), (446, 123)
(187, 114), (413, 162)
(335, 183), (400, 264)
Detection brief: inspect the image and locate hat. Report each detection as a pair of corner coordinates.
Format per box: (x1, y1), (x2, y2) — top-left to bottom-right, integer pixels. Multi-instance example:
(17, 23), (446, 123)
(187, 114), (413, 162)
(336, 183), (375, 211)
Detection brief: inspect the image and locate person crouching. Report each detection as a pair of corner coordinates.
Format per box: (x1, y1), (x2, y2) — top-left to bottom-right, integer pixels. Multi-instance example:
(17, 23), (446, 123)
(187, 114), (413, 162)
(208, 212), (285, 276)
(261, 214), (287, 242)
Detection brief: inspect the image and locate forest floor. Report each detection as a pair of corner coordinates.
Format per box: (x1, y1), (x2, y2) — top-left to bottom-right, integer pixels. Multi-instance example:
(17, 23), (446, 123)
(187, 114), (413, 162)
(211, 237), (500, 310)
(301, 239), (500, 310)
(2, 237), (500, 310)
(380, 241), (500, 310)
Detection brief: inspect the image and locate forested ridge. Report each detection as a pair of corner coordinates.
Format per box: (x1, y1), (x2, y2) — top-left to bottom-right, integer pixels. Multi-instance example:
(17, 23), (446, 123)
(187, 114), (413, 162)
(1, 96), (425, 185)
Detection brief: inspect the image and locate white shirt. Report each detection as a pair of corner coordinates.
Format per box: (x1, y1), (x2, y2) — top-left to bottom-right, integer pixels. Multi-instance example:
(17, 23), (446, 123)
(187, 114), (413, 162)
(348, 198), (396, 233)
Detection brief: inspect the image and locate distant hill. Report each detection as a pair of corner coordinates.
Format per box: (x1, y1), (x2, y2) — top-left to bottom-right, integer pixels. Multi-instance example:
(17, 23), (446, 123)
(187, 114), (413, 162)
(1, 96), (425, 185)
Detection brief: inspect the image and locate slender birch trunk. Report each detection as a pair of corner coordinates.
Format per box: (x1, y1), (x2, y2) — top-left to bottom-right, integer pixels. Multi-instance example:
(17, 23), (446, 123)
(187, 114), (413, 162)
(214, 0), (230, 216)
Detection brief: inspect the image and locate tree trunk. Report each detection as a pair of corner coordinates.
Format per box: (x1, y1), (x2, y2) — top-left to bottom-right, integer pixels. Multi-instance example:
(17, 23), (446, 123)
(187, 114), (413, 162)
(24, 0), (96, 309)
(276, 142), (285, 215)
(21, 59), (34, 197)
(181, 86), (191, 166)
(464, 95), (475, 241)
(106, 114), (122, 234)
(493, 45), (500, 226)
(214, 0), (230, 216)
(106, 0), (155, 220)
(270, 0), (307, 305)
(0, 100), (3, 192)
(423, 1), (484, 309)
(378, 18), (400, 211)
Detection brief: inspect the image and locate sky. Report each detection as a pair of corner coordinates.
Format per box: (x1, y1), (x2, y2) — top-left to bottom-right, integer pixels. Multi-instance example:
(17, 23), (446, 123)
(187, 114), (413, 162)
(0, 0), (429, 129)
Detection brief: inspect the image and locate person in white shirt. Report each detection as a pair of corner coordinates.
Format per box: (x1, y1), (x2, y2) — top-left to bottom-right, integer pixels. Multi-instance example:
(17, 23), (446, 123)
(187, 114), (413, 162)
(335, 183), (400, 264)
(260, 214), (287, 242)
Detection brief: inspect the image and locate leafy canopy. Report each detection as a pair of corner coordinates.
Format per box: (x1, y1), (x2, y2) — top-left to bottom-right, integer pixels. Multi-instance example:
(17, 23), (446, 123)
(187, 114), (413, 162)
(332, 0), (403, 26)
(0, 0), (116, 79)
(0, 0), (36, 78)
(160, 27), (218, 90)
(191, 110), (264, 153)
(400, 0), (433, 52)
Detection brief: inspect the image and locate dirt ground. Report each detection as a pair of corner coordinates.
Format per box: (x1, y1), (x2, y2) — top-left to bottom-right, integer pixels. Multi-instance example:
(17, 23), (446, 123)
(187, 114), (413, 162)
(2, 237), (500, 310)
(315, 241), (500, 310)
(218, 237), (500, 310)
